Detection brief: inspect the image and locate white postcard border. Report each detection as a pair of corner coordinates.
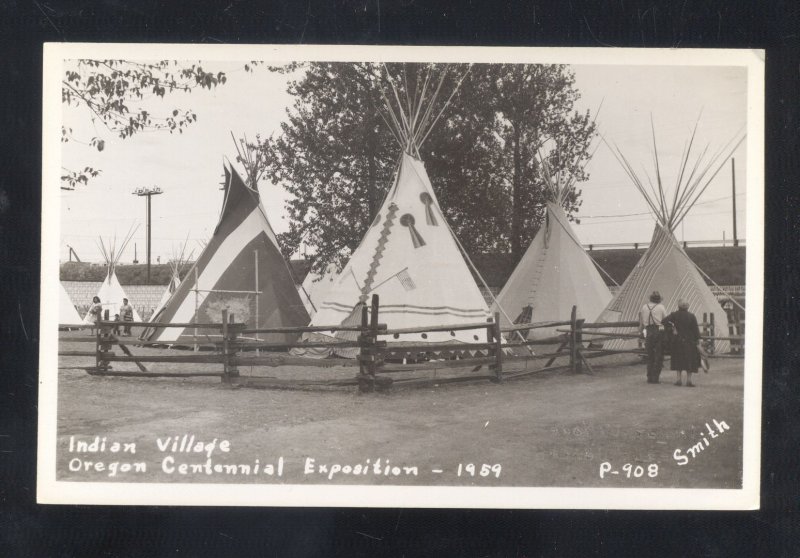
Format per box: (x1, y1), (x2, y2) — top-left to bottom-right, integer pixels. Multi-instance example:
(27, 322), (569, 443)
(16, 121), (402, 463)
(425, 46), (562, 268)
(38, 43), (764, 509)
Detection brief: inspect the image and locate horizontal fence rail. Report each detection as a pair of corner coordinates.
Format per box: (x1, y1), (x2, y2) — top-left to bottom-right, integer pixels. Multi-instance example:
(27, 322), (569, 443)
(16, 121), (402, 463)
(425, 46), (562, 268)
(584, 239), (746, 250)
(61, 296), (743, 393)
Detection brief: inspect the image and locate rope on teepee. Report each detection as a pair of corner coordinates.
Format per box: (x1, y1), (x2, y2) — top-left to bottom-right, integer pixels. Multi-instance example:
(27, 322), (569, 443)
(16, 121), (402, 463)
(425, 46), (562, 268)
(690, 258), (746, 312)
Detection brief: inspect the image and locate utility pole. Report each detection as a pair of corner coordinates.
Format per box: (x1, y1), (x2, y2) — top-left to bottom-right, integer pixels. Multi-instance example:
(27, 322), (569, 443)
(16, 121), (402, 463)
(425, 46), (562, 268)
(731, 158), (738, 247)
(132, 186), (163, 283)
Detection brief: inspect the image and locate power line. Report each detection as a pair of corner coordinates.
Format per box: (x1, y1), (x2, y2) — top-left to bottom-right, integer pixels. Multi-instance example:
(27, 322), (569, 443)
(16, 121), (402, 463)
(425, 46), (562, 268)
(578, 192), (746, 220)
(577, 208), (746, 226)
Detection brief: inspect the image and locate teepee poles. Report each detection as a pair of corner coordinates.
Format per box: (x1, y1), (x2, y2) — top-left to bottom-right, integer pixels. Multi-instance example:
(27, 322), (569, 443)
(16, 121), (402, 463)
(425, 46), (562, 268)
(96, 224), (139, 279)
(378, 64), (472, 156)
(607, 116), (745, 235)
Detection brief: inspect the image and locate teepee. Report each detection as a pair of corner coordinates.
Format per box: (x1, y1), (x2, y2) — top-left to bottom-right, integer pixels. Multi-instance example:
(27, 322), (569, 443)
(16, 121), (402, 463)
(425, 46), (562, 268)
(85, 230), (142, 323)
(493, 152), (612, 338)
(298, 263), (337, 318)
(59, 281), (83, 326)
(598, 118), (745, 352)
(142, 162), (309, 345)
(302, 65), (491, 356)
(148, 241), (193, 323)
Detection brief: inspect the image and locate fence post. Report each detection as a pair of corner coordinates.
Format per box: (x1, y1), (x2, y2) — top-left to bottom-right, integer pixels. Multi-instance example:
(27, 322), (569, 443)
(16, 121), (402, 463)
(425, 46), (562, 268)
(493, 312), (503, 383)
(727, 307), (735, 346)
(95, 321), (111, 373)
(569, 305), (577, 373)
(575, 318), (585, 374)
(708, 313), (716, 355)
(357, 304), (373, 393)
(221, 309), (229, 383)
(486, 317), (496, 380)
(95, 322), (101, 372)
(227, 313), (239, 384)
(701, 312), (709, 355)
(369, 294), (390, 391)
(738, 313), (745, 354)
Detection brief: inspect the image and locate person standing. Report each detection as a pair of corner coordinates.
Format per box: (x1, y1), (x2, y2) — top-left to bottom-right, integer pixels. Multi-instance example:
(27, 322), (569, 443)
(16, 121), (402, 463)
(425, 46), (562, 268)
(87, 296), (102, 335)
(639, 291), (667, 384)
(663, 300), (701, 387)
(120, 298), (134, 336)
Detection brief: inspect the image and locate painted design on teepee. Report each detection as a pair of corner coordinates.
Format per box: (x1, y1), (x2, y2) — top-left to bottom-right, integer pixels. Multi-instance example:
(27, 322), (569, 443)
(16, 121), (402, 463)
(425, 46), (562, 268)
(301, 64), (491, 356)
(359, 202), (398, 304)
(419, 192), (438, 226)
(400, 213), (426, 248)
(599, 116), (746, 353)
(142, 162), (309, 345)
(396, 269), (416, 290)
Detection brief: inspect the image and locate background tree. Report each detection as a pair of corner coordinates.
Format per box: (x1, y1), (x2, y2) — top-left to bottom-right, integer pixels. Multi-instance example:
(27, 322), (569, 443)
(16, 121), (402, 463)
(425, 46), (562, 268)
(257, 62), (401, 269)
(258, 62), (597, 273)
(61, 59), (239, 190)
(424, 64), (597, 258)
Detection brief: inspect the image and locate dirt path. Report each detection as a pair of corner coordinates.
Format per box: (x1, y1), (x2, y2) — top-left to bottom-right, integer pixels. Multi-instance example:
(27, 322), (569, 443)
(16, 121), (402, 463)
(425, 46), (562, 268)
(55, 338), (744, 489)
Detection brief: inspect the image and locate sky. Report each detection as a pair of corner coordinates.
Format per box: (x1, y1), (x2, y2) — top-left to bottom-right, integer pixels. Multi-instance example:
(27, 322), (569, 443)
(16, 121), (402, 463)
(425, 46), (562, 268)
(59, 60), (749, 264)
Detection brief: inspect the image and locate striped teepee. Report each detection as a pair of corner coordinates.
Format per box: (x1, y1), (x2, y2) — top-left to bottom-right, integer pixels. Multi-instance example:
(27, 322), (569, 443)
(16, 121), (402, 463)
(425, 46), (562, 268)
(148, 241), (192, 323)
(598, 118), (745, 352)
(142, 163), (309, 345)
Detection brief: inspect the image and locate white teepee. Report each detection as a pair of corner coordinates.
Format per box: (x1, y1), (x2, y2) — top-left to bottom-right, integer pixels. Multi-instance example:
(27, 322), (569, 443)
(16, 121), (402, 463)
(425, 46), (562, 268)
(85, 230), (142, 322)
(494, 154), (611, 338)
(149, 242), (193, 323)
(298, 263), (337, 318)
(598, 118), (745, 353)
(301, 65), (491, 355)
(59, 281), (83, 326)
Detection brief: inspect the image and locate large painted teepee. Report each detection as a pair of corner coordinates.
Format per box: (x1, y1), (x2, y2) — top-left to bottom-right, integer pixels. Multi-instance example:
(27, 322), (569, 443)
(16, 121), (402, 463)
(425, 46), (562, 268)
(301, 65), (491, 356)
(142, 162), (309, 345)
(85, 230), (142, 323)
(493, 154), (611, 338)
(598, 118), (745, 353)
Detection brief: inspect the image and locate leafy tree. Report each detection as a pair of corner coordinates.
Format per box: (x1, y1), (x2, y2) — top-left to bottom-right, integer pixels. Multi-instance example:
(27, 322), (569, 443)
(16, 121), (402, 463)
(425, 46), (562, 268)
(61, 60), (235, 190)
(257, 62), (597, 273)
(430, 64), (597, 258)
(256, 62), (401, 269)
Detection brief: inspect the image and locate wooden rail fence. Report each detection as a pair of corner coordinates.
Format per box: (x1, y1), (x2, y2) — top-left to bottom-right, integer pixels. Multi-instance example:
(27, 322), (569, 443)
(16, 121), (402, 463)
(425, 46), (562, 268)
(60, 295), (744, 393)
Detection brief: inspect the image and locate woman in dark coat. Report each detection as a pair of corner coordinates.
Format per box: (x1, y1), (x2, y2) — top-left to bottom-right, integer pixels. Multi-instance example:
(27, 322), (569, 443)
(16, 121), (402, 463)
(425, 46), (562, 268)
(663, 299), (701, 387)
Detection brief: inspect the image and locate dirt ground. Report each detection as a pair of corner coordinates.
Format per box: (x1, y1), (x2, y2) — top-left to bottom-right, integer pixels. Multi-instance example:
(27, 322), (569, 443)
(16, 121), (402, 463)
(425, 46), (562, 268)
(54, 330), (744, 489)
